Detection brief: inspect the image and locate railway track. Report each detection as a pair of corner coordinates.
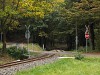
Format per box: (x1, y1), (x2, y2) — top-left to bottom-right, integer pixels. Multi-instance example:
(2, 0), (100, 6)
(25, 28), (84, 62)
(0, 53), (55, 69)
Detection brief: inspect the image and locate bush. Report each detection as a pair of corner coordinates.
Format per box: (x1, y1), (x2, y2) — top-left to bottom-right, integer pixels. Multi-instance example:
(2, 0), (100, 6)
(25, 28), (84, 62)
(6, 46), (28, 60)
(78, 46), (85, 52)
(75, 52), (84, 60)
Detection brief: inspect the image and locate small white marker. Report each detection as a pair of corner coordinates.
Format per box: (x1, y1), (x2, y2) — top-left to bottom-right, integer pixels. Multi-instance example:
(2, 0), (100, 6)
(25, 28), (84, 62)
(16, 60), (21, 61)
(58, 57), (75, 59)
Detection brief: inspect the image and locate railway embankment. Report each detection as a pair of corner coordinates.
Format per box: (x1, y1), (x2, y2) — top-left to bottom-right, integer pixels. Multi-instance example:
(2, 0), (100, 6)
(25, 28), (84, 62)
(0, 54), (58, 75)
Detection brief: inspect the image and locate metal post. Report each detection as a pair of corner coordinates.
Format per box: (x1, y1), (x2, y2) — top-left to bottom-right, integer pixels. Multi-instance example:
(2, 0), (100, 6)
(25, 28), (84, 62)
(27, 37), (30, 57)
(43, 44), (44, 50)
(86, 39), (87, 53)
(32, 27), (34, 51)
(25, 25), (30, 58)
(76, 24), (78, 52)
(0, 32), (2, 54)
(85, 25), (89, 53)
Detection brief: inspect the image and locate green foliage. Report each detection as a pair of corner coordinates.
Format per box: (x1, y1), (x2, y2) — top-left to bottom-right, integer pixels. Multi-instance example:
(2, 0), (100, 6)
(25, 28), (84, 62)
(0, 0), (20, 30)
(6, 46), (28, 60)
(0, 0), (100, 51)
(75, 52), (84, 60)
(45, 0), (100, 50)
(95, 27), (100, 51)
(78, 46), (85, 52)
(19, 0), (58, 19)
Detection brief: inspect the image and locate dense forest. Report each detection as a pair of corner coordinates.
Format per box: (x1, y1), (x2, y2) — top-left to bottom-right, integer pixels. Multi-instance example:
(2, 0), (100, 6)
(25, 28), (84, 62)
(0, 0), (100, 52)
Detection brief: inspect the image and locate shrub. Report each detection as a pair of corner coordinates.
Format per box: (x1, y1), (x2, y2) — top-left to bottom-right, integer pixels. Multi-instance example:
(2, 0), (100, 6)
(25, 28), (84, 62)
(78, 46), (92, 53)
(78, 46), (85, 52)
(6, 46), (28, 60)
(75, 52), (84, 60)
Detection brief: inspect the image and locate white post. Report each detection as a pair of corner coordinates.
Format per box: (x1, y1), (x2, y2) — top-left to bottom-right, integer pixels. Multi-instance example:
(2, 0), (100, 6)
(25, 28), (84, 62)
(0, 32), (2, 53)
(22, 43), (24, 49)
(27, 37), (29, 56)
(32, 43), (33, 50)
(16, 43), (18, 49)
(43, 44), (44, 50)
(85, 25), (89, 53)
(76, 23), (78, 52)
(86, 39), (87, 53)
(25, 25), (30, 58)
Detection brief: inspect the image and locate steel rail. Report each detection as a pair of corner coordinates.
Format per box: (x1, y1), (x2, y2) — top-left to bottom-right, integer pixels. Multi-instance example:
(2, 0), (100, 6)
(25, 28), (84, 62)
(0, 54), (55, 68)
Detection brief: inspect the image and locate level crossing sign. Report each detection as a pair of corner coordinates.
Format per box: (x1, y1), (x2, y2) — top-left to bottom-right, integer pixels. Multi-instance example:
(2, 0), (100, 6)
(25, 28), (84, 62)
(85, 33), (89, 39)
(85, 25), (90, 39)
(25, 30), (30, 39)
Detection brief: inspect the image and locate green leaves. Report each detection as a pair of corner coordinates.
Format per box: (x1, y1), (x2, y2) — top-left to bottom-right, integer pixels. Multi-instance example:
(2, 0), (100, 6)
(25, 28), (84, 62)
(19, 0), (56, 19)
(0, 11), (7, 18)
(39, 31), (48, 37)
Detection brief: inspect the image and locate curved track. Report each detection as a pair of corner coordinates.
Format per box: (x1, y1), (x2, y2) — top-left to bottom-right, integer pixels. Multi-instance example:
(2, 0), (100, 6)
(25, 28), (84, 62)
(0, 54), (55, 68)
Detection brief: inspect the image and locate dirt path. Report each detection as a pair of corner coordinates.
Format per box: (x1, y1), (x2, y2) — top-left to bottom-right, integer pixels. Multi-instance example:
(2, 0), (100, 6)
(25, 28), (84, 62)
(82, 52), (100, 57)
(40, 51), (100, 58)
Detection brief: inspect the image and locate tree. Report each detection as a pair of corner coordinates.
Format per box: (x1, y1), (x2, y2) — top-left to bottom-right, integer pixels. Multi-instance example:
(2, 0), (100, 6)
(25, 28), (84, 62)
(0, 0), (20, 52)
(44, 0), (100, 50)
(72, 0), (100, 50)
(0, 0), (59, 52)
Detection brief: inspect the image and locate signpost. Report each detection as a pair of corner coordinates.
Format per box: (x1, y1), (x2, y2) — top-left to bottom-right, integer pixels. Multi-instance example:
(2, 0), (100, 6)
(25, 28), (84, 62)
(85, 33), (89, 39)
(1, 32), (2, 42)
(0, 32), (2, 53)
(85, 25), (89, 52)
(25, 25), (30, 57)
(76, 23), (78, 52)
(25, 30), (30, 39)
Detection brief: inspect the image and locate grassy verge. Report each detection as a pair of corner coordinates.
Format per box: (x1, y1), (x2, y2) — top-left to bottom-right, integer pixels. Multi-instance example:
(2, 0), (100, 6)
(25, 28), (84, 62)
(6, 43), (44, 51)
(16, 58), (100, 75)
(24, 43), (44, 51)
(0, 54), (14, 65)
(0, 43), (43, 65)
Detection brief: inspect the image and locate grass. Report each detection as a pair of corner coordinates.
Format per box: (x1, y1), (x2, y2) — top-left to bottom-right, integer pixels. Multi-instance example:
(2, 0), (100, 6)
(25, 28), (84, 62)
(0, 42), (44, 51)
(23, 43), (44, 51)
(15, 58), (100, 75)
(5, 43), (44, 51)
(0, 54), (14, 65)
(0, 43), (43, 65)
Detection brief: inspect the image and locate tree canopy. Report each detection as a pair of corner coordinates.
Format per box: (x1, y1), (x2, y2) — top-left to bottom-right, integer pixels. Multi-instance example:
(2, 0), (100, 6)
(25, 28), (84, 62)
(0, 0), (100, 51)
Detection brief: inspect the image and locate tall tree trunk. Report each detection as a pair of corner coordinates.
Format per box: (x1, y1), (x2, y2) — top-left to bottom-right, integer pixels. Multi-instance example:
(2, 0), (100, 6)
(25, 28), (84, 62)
(2, 31), (6, 52)
(89, 23), (95, 50)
